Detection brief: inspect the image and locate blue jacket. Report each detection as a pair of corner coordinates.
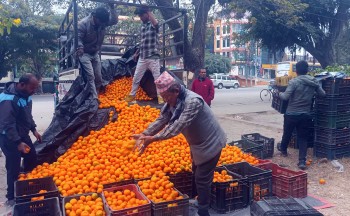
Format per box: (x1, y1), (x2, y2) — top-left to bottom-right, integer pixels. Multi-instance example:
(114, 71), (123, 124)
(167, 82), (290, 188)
(0, 82), (36, 145)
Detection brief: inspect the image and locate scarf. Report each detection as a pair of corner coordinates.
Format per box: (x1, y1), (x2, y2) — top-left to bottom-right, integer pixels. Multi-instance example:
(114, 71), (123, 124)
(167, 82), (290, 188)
(161, 85), (187, 124)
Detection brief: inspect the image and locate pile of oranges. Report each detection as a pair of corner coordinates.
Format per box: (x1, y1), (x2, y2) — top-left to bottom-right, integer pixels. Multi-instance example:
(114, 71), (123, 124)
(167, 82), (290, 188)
(103, 188), (148, 211)
(64, 193), (105, 216)
(138, 172), (183, 206)
(20, 79), (260, 208)
(218, 145), (259, 166)
(98, 77), (152, 110)
(213, 170), (233, 183)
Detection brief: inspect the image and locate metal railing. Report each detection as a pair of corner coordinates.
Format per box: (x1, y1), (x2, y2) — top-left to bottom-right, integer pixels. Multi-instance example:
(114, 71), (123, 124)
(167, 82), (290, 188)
(58, 0), (186, 74)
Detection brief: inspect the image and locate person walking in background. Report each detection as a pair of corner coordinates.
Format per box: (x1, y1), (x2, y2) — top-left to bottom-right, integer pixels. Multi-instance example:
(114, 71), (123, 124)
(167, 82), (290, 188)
(277, 60), (326, 170)
(0, 74), (42, 206)
(191, 68), (215, 107)
(133, 71), (226, 216)
(125, 5), (164, 104)
(76, 4), (118, 99)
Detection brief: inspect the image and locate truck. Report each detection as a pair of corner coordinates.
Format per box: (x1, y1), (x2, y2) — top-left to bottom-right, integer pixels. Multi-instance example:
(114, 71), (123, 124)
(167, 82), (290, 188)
(57, 0), (188, 105)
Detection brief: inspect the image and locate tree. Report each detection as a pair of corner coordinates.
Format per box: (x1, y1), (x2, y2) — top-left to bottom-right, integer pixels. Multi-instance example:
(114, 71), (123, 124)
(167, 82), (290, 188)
(220, 0), (350, 68)
(0, 0), (60, 79)
(205, 52), (231, 74)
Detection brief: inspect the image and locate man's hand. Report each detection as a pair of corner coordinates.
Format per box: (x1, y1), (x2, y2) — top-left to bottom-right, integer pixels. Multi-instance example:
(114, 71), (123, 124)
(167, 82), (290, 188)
(33, 131), (42, 143)
(76, 47), (84, 57)
(132, 134), (156, 155)
(18, 142), (30, 154)
(133, 52), (139, 62)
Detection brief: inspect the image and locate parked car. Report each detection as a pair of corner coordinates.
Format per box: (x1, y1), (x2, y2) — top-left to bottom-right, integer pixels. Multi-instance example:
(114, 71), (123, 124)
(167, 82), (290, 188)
(210, 73), (240, 89)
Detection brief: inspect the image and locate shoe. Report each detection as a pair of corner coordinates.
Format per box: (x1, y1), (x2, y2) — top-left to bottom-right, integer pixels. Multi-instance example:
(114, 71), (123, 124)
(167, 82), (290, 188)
(189, 199), (198, 208)
(158, 96), (164, 104)
(4, 200), (15, 207)
(298, 161), (307, 170)
(277, 142), (288, 157)
(125, 95), (136, 103)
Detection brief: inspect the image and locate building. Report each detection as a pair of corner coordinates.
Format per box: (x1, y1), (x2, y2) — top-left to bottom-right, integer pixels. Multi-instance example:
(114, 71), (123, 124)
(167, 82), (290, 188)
(213, 17), (260, 77)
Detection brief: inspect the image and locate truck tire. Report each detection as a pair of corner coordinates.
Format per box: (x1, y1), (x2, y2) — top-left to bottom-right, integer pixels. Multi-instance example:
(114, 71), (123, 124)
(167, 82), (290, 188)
(218, 83), (223, 89)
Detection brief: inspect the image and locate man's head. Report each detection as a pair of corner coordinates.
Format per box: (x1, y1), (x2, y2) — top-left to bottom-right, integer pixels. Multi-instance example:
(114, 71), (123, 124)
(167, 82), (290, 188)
(155, 71), (180, 107)
(92, 7), (110, 26)
(296, 60), (309, 75)
(16, 73), (39, 97)
(198, 68), (207, 79)
(134, 6), (150, 23)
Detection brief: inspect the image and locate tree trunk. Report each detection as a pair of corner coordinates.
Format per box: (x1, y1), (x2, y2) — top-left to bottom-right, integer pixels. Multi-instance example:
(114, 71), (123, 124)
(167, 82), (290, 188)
(153, 0), (215, 74)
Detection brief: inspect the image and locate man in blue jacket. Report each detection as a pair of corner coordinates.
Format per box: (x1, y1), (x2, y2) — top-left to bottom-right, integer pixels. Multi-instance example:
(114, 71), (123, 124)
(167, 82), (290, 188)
(0, 73), (42, 206)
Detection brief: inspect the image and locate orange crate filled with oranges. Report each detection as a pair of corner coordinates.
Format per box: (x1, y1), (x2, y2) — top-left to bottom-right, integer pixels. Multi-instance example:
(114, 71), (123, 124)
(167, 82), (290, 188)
(102, 184), (151, 216)
(210, 168), (248, 214)
(62, 192), (107, 216)
(137, 172), (189, 216)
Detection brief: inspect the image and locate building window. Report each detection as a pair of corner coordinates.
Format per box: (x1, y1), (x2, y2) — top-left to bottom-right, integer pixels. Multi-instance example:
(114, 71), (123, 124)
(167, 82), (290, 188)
(216, 40), (220, 49)
(227, 25), (230, 34)
(227, 52), (230, 58)
(227, 38), (230, 47)
(216, 26), (220, 35)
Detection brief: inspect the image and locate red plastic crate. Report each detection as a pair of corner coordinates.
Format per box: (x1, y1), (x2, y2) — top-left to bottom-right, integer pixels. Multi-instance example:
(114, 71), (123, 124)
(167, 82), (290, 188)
(102, 184), (151, 216)
(103, 179), (135, 189)
(256, 159), (272, 166)
(151, 188), (189, 216)
(256, 162), (307, 198)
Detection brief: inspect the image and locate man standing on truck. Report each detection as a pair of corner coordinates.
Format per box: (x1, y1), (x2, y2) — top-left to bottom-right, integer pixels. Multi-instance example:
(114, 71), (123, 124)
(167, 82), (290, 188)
(277, 60), (326, 170)
(191, 68), (215, 107)
(0, 73), (42, 206)
(76, 4), (118, 99)
(133, 71), (226, 216)
(125, 6), (164, 104)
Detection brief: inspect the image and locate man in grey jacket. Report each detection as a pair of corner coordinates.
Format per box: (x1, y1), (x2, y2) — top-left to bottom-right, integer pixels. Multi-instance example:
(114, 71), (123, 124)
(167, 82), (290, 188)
(278, 60), (326, 169)
(133, 71), (226, 216)
(76, 4), (118, 99)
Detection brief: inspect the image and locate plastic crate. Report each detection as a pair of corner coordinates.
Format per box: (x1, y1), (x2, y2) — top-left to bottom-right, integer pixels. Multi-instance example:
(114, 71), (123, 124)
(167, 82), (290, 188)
(229, 140), (264, 159)
(314, 141), (350, 160)
(271, 95), (288, 114)
(167, 171), (193, 198)
(224, 162), (272, 203)
(315, 95), (350, 112)
(103, 179), (135, 189)
(314, 112), (350, 129)
(210, 167), (248, 213)
(322, 78), (350, 95)
(62, 192), (108, 216)
(241, 133), (275, 159)
(251, 196), (323, 216)
(256, 162), (307, 198)
(151, 188), (189, 216)
(13, 197), (61, 216)
(256, 159), (272, 166)
(102, 184), (151, 216)
(15, 177), (59, 203)
(314, 127), (350, 145)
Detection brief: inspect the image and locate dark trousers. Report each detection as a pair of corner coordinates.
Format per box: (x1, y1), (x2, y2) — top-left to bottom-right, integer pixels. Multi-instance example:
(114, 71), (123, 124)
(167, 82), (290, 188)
(0, 135), (37, 200)
(280, 114), (313, 162)
(192, 151), (221, 216)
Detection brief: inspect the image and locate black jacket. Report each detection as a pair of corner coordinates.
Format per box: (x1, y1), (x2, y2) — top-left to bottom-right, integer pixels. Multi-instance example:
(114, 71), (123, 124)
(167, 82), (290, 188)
(0, 82), (36, 145)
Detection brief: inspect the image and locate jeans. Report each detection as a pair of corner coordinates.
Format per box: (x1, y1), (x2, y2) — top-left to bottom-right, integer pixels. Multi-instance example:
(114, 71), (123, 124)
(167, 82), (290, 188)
(130, 58), (160, 96)
(280, 114), (313, 162)
(0, 135), (37, 200)
(79, 53), (102, 99)
(192, 151), (221, 216)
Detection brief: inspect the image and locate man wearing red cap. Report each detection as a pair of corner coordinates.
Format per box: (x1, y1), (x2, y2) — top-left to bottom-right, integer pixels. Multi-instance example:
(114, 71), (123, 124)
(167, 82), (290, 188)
(133, 71), (226, 216)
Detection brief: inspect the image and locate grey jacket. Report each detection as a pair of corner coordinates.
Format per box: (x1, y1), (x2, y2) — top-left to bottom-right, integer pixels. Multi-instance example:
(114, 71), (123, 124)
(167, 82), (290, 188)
(279, 75), (326, 114)
(77, 8), (118, 54)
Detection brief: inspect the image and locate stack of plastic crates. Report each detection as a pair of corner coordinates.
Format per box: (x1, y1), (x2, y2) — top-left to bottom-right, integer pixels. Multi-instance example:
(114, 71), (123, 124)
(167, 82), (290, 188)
(314, 78), (350, 159)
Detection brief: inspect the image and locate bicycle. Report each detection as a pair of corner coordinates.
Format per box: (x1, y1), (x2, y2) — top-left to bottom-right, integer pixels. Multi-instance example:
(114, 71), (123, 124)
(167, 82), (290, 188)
(260, 85), (275, 101)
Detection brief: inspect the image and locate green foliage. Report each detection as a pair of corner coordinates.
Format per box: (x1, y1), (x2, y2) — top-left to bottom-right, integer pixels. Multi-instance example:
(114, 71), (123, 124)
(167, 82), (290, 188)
(224, 0), (350, 68)
(204, 52), (232, 74)
(0, 3), (21, 35)
(325, 65), (350, 75)
(0, 0), (61, 79)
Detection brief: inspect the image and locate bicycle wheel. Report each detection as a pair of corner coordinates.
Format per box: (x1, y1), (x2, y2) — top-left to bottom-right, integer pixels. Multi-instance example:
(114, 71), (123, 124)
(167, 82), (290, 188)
(260, 89), (271, 101)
